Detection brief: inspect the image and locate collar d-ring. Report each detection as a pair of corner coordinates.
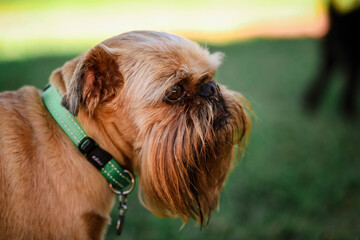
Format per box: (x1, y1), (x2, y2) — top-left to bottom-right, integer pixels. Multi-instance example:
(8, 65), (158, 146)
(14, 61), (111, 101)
(109, 170), (135, 195)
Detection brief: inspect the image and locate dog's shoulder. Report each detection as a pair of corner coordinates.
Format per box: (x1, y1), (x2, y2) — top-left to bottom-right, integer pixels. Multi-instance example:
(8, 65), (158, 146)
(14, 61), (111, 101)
(0, 86), (42, 111)
(0, 86), (46, 151)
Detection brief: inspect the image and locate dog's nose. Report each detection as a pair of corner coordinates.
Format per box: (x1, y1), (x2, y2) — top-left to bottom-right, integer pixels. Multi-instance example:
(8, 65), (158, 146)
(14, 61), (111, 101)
(198, 81), (221, 98)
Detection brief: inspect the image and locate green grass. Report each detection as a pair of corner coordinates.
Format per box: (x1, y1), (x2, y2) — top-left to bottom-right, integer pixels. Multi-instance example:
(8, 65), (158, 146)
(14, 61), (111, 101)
(0, 38), (359, 240)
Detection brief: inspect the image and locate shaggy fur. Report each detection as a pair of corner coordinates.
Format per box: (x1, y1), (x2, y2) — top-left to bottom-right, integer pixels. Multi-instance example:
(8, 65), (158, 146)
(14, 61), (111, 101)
(0, 31), (250, 239)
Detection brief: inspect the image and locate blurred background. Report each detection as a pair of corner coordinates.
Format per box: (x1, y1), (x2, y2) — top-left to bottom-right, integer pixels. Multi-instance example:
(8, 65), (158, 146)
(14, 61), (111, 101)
(1, 0), (359, 239)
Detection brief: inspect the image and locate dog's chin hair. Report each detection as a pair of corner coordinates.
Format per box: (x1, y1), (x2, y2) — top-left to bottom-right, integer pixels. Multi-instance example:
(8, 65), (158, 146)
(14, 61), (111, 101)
(136, 89), (250, 225)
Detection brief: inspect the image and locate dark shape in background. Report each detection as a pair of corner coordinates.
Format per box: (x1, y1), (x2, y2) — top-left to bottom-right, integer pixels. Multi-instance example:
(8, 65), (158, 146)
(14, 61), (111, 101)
(304, 2), (360, 118)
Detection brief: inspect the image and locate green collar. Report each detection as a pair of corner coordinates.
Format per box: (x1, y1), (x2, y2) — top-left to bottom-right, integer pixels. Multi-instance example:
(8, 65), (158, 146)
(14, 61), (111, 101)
(41, 84), (135, 194)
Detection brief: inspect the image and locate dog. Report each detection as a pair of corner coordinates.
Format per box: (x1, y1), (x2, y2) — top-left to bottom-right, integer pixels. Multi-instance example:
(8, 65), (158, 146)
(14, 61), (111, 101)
(304, 1), (360, 117)
(0, 31), (250, 240)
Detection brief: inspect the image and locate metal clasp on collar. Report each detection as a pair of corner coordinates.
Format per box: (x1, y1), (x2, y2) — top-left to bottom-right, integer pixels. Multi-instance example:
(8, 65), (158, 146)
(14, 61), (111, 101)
(109, 170), (135, 236)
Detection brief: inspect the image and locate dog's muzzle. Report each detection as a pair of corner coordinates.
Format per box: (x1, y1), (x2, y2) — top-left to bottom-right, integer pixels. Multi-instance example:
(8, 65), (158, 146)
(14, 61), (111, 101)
(198, 81), (229, 129)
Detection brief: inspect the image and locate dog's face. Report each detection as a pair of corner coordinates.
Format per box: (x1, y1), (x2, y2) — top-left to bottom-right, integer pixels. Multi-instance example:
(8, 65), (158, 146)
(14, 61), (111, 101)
(60, 31), (250, 224)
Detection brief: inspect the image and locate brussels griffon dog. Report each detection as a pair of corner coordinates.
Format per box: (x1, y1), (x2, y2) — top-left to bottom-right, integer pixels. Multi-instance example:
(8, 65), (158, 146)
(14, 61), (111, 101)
(0, 31), (250, 239)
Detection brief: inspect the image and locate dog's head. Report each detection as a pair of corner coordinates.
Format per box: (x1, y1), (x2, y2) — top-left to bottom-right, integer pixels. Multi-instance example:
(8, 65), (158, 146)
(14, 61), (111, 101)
(56, 31), (250, 225)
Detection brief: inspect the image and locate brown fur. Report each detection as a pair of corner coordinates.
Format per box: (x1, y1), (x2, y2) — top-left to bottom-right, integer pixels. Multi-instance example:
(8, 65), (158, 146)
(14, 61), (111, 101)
(0, 31), (251, 239)
(82, 212), (108, 240)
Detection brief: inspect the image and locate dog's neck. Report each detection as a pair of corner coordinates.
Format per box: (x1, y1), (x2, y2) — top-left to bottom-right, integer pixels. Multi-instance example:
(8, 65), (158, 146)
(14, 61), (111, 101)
(49, 64), (135, 171)
(77, 111), (135, 170)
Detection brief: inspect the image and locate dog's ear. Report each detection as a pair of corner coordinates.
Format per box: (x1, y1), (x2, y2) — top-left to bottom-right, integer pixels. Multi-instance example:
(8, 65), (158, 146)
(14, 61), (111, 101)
(210, 51), (224, 69)
(61, 44), (123, 116)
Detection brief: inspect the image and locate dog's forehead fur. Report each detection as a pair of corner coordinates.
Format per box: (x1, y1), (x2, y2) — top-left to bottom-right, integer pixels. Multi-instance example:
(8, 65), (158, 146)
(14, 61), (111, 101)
(102, 31), (223, 103)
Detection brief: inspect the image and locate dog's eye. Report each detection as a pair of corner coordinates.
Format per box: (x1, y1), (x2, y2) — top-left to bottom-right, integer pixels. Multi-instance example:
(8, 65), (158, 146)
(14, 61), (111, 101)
(168, 84), (184, 100)
(163, 84), (186, 104)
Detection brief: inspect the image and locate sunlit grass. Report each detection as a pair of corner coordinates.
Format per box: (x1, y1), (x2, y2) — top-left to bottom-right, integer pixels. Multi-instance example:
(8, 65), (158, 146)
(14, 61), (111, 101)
(0, 0), (327, 61)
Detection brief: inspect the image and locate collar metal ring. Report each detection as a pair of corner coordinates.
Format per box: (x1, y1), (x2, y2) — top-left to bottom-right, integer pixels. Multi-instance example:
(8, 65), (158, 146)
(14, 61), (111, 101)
(109, 170), (135, 195)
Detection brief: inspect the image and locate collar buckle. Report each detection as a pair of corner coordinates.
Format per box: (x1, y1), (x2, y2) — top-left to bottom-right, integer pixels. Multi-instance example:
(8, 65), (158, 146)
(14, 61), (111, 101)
(78, 137), (96, 155)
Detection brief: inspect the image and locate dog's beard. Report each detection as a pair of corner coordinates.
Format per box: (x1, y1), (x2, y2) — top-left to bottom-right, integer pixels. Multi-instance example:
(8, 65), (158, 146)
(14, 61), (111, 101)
(137, 89), (249, 225)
